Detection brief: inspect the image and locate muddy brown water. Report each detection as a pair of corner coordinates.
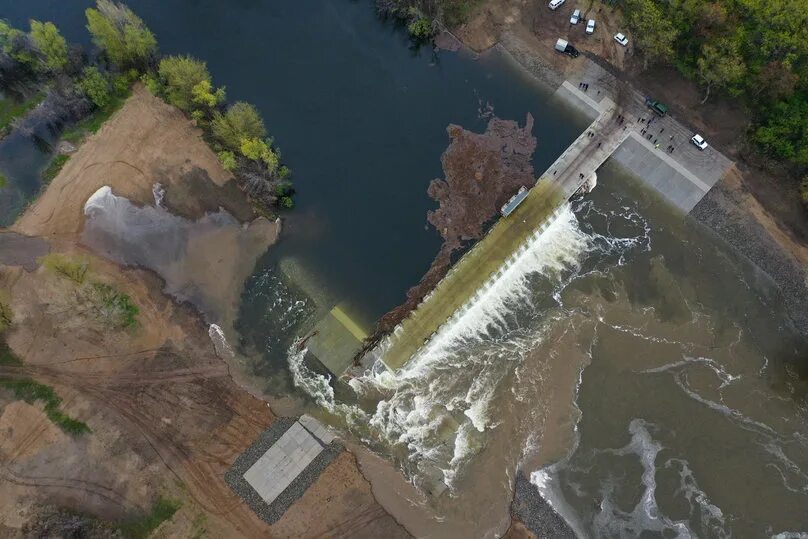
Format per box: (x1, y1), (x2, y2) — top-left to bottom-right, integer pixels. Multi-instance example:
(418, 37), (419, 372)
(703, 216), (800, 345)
(4, 1), (806, 537)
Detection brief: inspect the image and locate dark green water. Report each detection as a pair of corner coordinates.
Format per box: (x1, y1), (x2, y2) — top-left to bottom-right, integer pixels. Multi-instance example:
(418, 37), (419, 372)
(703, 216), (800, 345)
(3, 2), (807, 538)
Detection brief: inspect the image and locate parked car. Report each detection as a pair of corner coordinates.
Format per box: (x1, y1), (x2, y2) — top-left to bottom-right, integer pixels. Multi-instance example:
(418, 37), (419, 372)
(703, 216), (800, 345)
(645, 96), (668, 116)
(570, 9), (581, 24)
(586, 19), (596, 34)
(691, 134), (709, 150)
(614, 32), (629, 46)
(549, 0), (565, 10)
(554, 38), (580, 58)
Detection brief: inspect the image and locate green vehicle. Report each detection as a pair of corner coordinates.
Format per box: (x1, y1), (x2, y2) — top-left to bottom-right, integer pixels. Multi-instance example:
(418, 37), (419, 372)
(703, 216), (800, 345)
(645, 97), (668, 116)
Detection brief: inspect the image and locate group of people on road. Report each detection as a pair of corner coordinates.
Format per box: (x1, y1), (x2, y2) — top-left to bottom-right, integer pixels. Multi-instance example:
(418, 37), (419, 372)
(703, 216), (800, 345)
(639, 118), (676, 153)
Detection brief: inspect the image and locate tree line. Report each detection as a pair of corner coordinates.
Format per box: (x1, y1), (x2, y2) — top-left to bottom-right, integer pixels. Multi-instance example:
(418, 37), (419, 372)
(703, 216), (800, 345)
(0, 0), (293, 211)
(619, 0), (807, 198)
(375, 0), (479, 39)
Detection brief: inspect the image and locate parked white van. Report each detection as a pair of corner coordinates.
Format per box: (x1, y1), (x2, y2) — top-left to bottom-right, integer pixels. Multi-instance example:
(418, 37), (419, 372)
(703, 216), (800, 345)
(549, 0), (566, 10)
(570, 9), (581, 24)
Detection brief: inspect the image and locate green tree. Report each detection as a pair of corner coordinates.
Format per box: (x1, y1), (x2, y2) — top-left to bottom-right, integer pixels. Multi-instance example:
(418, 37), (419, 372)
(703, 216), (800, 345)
(157, 55), (211, 112)
(217, 150), (237, 172)
(696, 40), (746, 103)
(624, 0), (679, 69)
(77, 66), (111, 107)
(191, 79), (225, 109)
(29, 20), (68, 71)
(0, 21), (37, 68)
(754, 93), (808, 166)
(755, 61), (799, 102)
(801, 176), (808, 208)
(239, 137), (279, 171)
(407, 17), (433, 40)
(211, 102), (266, 150)
(85, 0), (156, 68)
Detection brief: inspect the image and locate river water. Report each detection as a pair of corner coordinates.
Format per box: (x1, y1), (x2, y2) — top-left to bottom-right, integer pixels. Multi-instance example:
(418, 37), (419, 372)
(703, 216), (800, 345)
(3, 1), (807, 537)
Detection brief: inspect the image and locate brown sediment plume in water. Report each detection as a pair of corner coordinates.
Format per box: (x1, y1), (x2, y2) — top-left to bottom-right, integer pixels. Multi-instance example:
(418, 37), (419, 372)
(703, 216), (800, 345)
(356, 113), (538, 361)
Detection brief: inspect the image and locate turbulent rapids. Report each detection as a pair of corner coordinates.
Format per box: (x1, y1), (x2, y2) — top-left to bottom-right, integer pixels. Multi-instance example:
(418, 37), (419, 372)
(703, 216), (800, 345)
(287, 202), (649, 491)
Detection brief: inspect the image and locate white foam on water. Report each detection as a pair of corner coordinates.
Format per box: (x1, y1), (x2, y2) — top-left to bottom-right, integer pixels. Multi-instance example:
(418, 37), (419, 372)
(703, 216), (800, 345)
(208, 323), (234, 359)
(665, 458), (727, 536)
(592, 419), (697, 538)
(152, 182), (165, 207)
(287, 201), (652, 495)
(288, 205), (595, 489)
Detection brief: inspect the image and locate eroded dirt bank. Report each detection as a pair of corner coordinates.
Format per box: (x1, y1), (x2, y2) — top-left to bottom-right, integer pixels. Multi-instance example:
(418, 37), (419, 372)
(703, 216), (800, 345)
(0, 86), (407, 537)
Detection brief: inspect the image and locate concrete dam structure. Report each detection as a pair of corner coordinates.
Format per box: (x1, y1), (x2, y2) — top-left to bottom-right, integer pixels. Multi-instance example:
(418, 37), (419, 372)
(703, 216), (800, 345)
(306, 79), (732, 376)
(362, 81), (732, 373)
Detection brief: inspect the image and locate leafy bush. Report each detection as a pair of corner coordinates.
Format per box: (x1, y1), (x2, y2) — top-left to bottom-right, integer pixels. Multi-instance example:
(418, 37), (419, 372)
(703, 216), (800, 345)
(239, 137), (279, 171)
(78, 66), (111, 108)
(0, 173), (6, 188)
(801, 177), (808, 208)
(140, 71), (161, 95)
(217, 150), (237, 172)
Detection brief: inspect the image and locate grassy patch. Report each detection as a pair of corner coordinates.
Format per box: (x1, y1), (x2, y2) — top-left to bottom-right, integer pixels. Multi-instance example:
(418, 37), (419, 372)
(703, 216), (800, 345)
(40, 254), (139, 329)
(61, 86), (132, 145)
(0, 294), (11, 332)
(0, 92), (45, 139)
(0, 341), (22, 366)
(41, 154), (70, 183)
(41, 253), (90, 284)
(119, 497), (181, 539)
(0, 377), (91, 435)
(87, 282), (139, 329)
(0, 172), (6, 188)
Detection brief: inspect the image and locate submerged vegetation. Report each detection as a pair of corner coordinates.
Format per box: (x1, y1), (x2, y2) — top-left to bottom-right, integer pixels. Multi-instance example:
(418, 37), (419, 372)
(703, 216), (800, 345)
(0, 377), (91, 435)
(1, 0), (293, 212)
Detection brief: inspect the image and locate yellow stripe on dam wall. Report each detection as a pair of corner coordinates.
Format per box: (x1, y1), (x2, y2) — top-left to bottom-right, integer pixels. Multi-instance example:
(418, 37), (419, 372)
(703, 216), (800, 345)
(331, 305), (368, 342)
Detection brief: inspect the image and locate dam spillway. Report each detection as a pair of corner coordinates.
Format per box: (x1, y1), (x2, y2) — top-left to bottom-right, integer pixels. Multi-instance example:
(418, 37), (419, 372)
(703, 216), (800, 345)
(359, 76), (732, 374)
(366, 95), (622, 372)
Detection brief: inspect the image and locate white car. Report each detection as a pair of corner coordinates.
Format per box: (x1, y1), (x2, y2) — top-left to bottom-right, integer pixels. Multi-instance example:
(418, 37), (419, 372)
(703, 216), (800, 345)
(549, 0), (565, 10)
(586, 19), (596, 34)
(570, 9), (581, 24)
(691, 134), (709, 150)
(614, 33), (629, 46)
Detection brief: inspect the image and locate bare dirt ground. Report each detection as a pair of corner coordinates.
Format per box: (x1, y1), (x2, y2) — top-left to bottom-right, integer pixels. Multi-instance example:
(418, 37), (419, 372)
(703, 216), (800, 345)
(0, 86), (408, 537)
